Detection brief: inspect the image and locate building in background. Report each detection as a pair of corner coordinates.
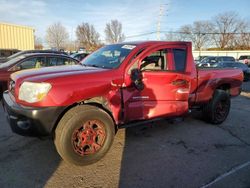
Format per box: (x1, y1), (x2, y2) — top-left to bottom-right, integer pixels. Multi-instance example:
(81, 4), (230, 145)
(0, 22), (34, 57)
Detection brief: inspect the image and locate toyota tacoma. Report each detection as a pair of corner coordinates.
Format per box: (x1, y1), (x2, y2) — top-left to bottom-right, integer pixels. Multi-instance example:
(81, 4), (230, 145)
(2, 41), (243, 165)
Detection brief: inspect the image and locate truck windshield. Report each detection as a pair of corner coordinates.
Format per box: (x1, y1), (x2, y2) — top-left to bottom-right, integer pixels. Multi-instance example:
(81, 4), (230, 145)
(81, 44), (136, 69)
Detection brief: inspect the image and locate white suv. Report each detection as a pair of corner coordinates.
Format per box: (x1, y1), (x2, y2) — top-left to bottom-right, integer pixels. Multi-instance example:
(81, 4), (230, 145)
(239, 55), (250, 66)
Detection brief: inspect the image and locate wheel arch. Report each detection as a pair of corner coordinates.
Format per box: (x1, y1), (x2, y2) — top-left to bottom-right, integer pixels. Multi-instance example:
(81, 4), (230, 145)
(51, 97), (117, 136)
(215, 83), (231, 95)
(202, 89), (231, 124)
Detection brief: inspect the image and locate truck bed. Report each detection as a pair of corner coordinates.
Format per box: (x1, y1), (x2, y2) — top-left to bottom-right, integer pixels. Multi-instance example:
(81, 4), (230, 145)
(193, 67), (243, 104)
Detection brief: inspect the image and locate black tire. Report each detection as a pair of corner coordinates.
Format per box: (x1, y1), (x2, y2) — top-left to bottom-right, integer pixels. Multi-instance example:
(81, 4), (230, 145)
(0, 82), (7, 101)
(0, 87), (3, 101)
(54, 105), (115, 166)
(202, 90), (231, 124)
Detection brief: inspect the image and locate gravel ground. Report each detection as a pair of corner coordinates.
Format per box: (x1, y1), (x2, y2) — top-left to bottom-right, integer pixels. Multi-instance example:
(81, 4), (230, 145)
(0, 82), (250, 188)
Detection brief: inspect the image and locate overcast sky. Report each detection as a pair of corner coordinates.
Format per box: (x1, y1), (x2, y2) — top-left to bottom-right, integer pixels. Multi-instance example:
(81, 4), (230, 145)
(0, 0), (250, 43)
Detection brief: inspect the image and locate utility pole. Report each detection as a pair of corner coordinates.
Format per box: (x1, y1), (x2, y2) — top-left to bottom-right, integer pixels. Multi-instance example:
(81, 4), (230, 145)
(157, 4), (167, 40)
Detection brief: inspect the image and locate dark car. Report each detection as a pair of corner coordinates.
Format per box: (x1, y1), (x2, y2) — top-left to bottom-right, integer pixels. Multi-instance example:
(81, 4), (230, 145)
(0, 53), (79, 99)
(212, 61), (250, 81)
(195, 55), (210, 64)
(198, 56), (235, 67)
(0, 50), (68, 64)
(70, 52), (89, 61)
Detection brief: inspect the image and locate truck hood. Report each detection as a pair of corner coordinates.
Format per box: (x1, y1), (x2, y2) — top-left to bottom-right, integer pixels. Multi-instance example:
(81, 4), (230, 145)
(11, 65), (107, 81)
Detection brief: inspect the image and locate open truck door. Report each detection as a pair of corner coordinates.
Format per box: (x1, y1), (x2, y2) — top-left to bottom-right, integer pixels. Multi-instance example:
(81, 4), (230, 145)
(122, 45), (191, 122)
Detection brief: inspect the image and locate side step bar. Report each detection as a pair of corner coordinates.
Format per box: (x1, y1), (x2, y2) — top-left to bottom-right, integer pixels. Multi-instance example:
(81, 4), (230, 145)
(119, 117), (184, 129)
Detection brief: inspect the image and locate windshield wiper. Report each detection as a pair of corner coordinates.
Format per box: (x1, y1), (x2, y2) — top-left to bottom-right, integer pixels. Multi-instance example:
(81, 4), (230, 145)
(89, 64), (100, 68)
(82, 64), (110, 69)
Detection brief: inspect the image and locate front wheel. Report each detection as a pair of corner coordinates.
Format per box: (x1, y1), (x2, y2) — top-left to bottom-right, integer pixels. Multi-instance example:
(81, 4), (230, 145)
(54, 105), (115, 166)
(202, 90), (231, 124)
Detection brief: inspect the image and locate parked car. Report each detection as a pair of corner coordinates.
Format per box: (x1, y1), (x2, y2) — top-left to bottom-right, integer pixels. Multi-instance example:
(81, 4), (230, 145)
(0, 57), (6, 63)
(2, 41), (243, 166)
(194, 55), (210, 64)
(0, 49), (20, 60)
(70, 52), (89, 61)
(0, 53), (79, 99)
(197, 56), (236, 67)
(0, 50), (67, 64)
(212, 61), (250, 81)
(238, 55), (250, 66)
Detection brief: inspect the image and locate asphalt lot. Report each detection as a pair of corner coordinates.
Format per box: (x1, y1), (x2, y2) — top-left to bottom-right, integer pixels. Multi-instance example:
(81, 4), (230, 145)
(0, 82), (250, 188)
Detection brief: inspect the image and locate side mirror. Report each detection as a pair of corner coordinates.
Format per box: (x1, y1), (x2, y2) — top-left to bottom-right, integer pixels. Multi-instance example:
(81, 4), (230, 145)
(130, 69), (144, 91)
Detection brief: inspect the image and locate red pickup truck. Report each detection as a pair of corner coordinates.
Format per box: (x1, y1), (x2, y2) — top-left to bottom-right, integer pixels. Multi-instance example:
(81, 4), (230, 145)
(2, 41), (243, 166)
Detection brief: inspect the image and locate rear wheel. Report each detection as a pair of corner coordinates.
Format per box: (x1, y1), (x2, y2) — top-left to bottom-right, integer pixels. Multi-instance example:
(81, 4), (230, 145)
(54, 105), (115, 166)
(202, 90), (231, 124)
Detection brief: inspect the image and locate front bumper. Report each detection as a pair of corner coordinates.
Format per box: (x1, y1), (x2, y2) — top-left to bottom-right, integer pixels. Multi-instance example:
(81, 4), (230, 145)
(2, 91), (67, 136)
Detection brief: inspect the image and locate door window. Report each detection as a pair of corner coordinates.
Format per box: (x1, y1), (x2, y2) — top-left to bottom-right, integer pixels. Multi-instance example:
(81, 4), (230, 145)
(47, 57), (77, 66)
(58, 58), (77, 65)
(173, 49), (186, 71)
(140, 50), (168, 71)
(19, 57), (46, 69)
(47, 57), (58, 66)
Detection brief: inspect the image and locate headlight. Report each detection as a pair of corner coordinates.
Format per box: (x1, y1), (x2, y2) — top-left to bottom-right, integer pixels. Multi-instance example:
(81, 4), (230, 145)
(19, 82), (52, 103)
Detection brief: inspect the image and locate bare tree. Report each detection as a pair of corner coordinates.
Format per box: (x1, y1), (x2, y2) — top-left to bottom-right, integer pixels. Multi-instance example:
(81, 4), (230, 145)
(211, 11), (244, 49)
(166, 11), (250, 50)
(165, 27), (192, 42)
(238, 33), (250, 49)
(105, 20), (125, 44)
(233, 21), (250, 49)
(192, 21), (214, 50)
(178, 25), (193, 41)
(34, 35), (43, 50)
(65, 40), (78, 52)
(175, 21), (213, 50)
(46, 22), (69, 49)
(165, 30), (181, 41)
(76, 23), (101, 51)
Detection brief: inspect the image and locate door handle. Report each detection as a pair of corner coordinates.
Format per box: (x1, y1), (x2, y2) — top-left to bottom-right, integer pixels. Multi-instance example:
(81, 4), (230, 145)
(172, 79), (188, 86)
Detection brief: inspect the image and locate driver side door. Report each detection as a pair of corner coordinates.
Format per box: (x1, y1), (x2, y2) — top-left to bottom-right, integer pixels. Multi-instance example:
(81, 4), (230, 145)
(123, 45), (191, 122)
